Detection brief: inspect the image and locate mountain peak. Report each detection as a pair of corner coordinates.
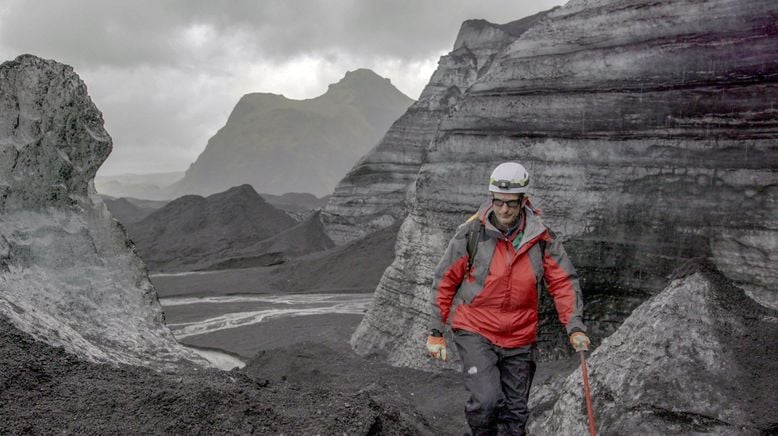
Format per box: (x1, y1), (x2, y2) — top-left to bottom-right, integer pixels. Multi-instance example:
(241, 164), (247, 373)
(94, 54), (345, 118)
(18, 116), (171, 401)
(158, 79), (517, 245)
(196, 184), (269, 209)
(327, 68), (396, 94)
(342, 68), (388, 83)
(170, 68), (413, 198)
(323, 68), (414, 110)
(128, 185), (297, 272)
(209, 184), (263, 202)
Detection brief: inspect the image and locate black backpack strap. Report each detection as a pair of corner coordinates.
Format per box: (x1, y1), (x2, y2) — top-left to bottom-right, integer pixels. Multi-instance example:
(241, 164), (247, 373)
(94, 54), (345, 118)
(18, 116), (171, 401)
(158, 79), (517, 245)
(465, 219), (484, 277)
(535, 229), (552, 293)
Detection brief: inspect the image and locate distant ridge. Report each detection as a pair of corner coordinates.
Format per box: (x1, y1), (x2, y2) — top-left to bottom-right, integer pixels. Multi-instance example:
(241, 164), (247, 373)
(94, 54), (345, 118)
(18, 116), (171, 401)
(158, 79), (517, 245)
(260, 192), (330, 215)
(126, 184), (298, 272)
(95, 171), (184, 200)
(206, 210), (335, 271)
(168, 69), (414, 198)
(103, 197), (157, 224)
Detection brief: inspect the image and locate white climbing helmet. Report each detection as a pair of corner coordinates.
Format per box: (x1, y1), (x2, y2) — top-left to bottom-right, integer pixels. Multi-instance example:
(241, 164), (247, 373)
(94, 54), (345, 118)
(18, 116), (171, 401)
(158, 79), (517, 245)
(488, 162), (530, 194)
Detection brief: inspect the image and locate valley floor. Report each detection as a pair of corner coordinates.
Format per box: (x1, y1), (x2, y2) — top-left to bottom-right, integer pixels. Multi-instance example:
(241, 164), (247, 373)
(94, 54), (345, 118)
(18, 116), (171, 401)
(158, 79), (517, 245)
(0, 261), (581, 434)
(157, 265), (583, 434)
(0, 316), (461, 434)
(152, 269), (475, 434)
(0, 300), (580, 434)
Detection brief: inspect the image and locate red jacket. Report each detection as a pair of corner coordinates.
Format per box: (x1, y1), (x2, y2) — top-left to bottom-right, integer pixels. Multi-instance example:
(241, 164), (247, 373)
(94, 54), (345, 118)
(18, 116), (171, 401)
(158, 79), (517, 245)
(430, 201), (585, 348)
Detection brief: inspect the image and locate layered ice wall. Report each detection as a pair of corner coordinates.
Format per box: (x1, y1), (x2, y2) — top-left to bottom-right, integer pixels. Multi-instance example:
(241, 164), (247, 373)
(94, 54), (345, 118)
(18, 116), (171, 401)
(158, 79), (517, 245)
(351, 0), (778, 368)
(0, 55), (205, 368)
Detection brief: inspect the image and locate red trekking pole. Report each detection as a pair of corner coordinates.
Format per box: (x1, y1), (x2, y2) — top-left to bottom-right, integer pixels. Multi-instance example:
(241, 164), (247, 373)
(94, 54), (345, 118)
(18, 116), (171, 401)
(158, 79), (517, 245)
(579, 350), (597, 436)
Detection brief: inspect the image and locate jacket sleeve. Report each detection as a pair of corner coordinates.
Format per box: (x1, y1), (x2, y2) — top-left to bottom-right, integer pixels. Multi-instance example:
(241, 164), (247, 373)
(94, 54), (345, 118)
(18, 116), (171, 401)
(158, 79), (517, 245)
(542, 233), (587, 335)
(429, 225), (470, 332)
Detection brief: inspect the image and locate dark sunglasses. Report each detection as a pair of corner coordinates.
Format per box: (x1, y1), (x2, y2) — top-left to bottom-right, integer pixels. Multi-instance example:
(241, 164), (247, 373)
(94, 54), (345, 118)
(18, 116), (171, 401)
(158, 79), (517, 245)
(492, 195), (524, 208)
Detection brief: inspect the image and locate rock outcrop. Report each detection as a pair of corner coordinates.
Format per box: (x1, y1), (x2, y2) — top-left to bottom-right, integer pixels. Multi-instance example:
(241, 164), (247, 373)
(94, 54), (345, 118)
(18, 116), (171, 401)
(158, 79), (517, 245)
(0, 54), (204, 368)
(321, 11), (554, 244)
(125, 184), (300, 272)
(351, 0), (778, 368)
(528, 266), (778, 435)
(169, 69), (413, 198)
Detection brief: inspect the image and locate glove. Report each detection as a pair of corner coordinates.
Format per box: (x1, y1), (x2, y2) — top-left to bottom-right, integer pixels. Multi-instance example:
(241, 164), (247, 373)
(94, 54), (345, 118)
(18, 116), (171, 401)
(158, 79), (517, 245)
(426, 335), (447, 361)
(569, 331), (590, 352)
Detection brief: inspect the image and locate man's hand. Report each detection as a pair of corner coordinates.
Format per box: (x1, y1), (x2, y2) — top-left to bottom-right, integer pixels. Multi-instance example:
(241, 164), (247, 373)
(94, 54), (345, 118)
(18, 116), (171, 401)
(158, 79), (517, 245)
(569, 331), (590, 352)
(426, 335), (447, 361)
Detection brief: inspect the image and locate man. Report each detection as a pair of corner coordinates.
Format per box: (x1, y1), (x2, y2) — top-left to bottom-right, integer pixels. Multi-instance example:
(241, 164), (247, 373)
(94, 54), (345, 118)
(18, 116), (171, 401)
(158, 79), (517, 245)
(426, 162), (590, 435)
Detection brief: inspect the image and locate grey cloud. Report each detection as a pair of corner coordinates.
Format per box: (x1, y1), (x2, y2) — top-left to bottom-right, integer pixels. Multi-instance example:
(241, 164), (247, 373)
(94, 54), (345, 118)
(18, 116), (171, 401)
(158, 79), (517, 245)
(0, 0), (564, 69)
(0, 0), (565, 176)
(193, 0), (562, 62)
(0, 1), (183, 67)
(81, 64), (236, 172)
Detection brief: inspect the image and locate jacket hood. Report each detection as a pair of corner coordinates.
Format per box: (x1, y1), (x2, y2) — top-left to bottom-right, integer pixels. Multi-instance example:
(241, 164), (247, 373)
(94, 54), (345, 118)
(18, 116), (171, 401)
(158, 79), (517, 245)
(476, 198), (548, 248)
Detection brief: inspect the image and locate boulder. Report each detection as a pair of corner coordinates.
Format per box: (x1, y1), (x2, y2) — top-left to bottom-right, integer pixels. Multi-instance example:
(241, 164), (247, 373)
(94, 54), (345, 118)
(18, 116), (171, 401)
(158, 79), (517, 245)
(0, 55), (109, 211)
(0, 54), (204, 368)
(529, 266), (778, 435)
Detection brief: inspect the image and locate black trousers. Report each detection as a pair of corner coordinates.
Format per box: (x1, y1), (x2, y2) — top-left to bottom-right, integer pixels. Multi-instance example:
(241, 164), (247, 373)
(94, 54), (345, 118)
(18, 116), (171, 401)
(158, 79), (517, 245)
(453, 330), (537, 436)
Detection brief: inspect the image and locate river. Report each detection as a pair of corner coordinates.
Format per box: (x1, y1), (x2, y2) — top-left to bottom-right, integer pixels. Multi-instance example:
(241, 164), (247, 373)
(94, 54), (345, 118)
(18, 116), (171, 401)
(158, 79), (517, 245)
(159, 293), (373, 370)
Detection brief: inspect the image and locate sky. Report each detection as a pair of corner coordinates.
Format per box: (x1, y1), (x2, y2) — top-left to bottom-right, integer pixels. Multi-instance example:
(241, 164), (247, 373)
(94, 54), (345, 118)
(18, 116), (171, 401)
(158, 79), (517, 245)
(0, 0), (565, 176)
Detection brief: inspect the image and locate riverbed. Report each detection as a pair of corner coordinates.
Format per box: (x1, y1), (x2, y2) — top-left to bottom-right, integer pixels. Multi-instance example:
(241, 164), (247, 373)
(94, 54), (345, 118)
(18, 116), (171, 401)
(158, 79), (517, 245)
(159, 293), (373, 370)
